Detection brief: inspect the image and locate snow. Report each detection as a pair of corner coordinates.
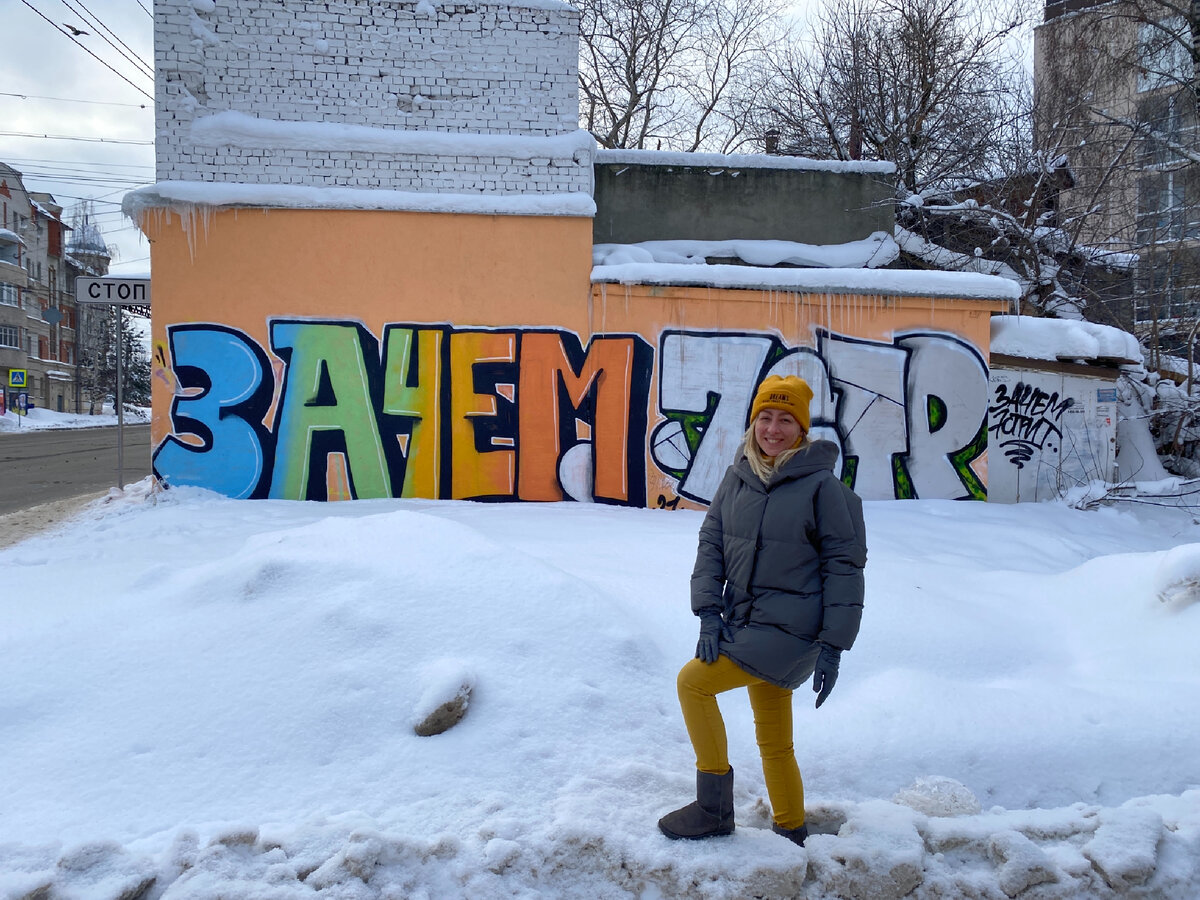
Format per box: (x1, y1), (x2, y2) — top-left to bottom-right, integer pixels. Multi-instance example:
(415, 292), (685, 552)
(2, 480), (1199, 898)
(592, 262), (1022, 300)
(991, 315), (1143, 364)
(124, 182), (596, 218)
(0, 407), (149, 432)
(0, 227), (26, 246)
(190, 111), (595, 160)
(593, 232), (899, 269)
(108, 259), (152, 279)
(596, 148), (896, 175)
(895, 224), (1022, 282)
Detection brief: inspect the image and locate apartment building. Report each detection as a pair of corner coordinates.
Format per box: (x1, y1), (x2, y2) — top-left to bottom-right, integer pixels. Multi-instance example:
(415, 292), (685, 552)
(0, 161), (108, 414)
(1034, 1), (1200, 354)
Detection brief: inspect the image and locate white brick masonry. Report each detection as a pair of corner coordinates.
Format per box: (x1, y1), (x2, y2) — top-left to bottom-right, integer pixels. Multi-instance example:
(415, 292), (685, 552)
(155, 0), (591, 197)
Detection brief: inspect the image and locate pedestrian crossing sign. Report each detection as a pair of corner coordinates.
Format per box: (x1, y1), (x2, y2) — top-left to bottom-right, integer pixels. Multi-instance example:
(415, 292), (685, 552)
(8, 369), (26, 388)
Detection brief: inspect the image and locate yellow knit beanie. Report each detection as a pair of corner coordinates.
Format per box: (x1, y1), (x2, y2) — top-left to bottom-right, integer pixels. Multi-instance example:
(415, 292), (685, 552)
(749, 375), (813, 433)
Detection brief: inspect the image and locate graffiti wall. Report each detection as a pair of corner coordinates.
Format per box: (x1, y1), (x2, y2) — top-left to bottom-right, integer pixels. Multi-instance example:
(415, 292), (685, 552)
(987, 366), (1118, 502)
(144, 209), (1010, 506)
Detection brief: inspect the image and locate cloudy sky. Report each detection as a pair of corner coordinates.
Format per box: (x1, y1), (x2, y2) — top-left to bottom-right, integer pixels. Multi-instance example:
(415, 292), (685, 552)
(1, 0), (154, 267)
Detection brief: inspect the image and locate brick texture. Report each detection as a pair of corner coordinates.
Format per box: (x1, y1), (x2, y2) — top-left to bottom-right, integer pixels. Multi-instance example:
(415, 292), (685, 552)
(155, 0), (589, 195)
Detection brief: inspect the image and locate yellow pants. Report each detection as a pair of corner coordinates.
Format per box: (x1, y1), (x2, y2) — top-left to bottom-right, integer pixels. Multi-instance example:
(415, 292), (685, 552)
(677, 655), (806, 830)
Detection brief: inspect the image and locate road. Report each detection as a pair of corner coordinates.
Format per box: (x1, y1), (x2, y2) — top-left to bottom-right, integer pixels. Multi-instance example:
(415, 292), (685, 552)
(0, 425), (153, 516)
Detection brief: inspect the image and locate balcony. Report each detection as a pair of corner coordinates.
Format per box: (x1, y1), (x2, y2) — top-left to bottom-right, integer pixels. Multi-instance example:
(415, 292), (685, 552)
(0, 260), (28, 285)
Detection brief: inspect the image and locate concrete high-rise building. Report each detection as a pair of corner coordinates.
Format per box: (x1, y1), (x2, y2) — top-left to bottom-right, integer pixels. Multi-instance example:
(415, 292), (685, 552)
(1034, 1), (1200, 355)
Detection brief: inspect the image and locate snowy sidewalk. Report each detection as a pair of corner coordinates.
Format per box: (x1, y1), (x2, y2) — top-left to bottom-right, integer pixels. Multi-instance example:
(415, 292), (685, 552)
(1, 486), (1198, 898)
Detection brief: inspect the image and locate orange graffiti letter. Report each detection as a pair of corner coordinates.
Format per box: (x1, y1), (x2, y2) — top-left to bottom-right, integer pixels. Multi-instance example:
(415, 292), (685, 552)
(449, 330), (517, 499)
(518, 332), (637, 503)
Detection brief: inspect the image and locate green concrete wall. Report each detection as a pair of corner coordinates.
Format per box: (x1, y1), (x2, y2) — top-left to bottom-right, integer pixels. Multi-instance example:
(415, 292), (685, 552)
(592, 160), (896, 245)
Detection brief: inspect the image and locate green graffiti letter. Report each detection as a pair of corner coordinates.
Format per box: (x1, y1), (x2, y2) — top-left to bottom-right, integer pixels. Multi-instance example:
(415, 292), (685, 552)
(269, 321), (391, 500)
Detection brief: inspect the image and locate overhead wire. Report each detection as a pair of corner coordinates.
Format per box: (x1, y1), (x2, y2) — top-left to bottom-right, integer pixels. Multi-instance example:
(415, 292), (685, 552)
(0, 91), (149, 109)
(2, 156), (154, 172)
(17, 0), (153, 100)
(60, 0), (155, 79)
(0, 131), (154, 145)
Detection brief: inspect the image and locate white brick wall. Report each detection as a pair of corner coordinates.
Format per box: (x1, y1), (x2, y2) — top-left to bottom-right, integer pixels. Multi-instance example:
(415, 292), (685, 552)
(155, 0), (590, 196)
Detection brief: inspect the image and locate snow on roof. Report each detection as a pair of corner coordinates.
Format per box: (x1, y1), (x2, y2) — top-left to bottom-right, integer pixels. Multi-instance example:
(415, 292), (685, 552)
(30, 198), (64, 223)
(594, 233), (899, 269)
(191, 111), (595, 161)
(895, 225), (1023, 282)
(592, 262), (1021, 300)
(64, 254), (103, 276)
(107, 260), (151, 279)
(0, 228), (26, 246)
(124, 182), (596, 218)
(990, 315), (1142, 364)
(595, 148), (895, 174)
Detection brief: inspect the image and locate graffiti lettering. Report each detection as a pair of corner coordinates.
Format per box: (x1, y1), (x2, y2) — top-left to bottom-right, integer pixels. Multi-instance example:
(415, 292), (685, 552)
(988, 381), (1074, 468)
(155, 321), (652, 504)
(652, 329), (989, 501)
(154, 319), (991, 505)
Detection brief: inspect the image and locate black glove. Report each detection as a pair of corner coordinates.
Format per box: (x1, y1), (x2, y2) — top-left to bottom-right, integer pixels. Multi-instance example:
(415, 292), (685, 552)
(812, 643), (841, 708)
(695, 614), (723, 664)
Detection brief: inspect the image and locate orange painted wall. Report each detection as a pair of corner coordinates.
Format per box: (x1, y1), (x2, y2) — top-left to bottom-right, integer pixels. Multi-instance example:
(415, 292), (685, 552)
(143, 207), (1009, 506)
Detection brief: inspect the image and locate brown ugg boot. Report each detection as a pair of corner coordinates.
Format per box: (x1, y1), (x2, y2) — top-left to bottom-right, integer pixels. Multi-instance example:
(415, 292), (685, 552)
(658, 767), (735, 840)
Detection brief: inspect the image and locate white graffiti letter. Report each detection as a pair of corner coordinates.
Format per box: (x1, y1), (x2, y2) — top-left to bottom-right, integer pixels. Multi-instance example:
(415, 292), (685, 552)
(898, 334), (988, 499)
(659, 333), (773, 502)
(821, 334), (908, 500)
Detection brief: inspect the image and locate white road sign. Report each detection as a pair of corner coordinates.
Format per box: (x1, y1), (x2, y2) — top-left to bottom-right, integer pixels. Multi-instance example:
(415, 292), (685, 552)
(76, 277), (152, 306)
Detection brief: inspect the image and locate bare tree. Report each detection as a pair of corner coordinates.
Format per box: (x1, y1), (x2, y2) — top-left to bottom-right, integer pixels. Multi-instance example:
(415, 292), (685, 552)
(573, 0), (785, 151)
(1034, 1), (1200, 339)
(759, 0), (1029, 193)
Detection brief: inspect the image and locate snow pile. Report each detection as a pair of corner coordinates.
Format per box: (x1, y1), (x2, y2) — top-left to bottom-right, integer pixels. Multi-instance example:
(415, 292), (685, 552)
(190, 111), (595, 160)
(991, 315), (1142, 364)
(124, 182), (597, 219)
(592, 261), (1021, 299)
(593, 233), (899, 270)
(596, 148), (896, 175)
(1, 490), (1199, 898)
(0, 406), (149, 432)
(1153, 543), (1200, 608)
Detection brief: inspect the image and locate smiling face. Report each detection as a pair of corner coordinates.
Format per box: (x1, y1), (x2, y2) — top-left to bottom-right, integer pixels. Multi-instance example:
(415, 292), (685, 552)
(754, 408), (804, 457)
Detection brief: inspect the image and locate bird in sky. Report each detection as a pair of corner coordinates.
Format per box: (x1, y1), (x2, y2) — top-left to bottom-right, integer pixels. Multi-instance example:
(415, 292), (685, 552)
(62, 23), (89, 36)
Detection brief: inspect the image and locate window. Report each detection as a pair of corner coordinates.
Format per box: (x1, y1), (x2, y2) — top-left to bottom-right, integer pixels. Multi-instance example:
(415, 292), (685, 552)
(1139, 17), (1194, 93)
(38, 336), (49, 359)
(1133, 252), (1200, 322)
(0, 325), (18, 348)
(0, 283), (18, 306)
(1136, 170), (1200, 243)
(1137, 94), (1192, 168)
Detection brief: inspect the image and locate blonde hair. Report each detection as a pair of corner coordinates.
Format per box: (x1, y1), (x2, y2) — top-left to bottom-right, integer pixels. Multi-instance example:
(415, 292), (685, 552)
(741, 424), (810, 483)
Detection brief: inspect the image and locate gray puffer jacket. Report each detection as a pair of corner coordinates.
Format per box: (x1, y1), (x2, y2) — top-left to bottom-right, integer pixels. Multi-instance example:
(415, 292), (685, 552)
(691, 440), (867, 689)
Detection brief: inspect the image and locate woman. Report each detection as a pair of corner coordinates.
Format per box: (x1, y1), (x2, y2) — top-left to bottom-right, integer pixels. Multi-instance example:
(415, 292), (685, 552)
(658, 374), (867, 846)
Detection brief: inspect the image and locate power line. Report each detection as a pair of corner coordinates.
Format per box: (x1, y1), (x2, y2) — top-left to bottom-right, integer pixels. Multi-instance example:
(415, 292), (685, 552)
(2, 156), (154, 171)
(66, 0), (154, 73)
(61, 0), (155, 79)
(11, 156), (152, 171)
(10, 167), (151, 184)
(16, 171), (151, 187)
(133, 0), (151, 19)
(0, 91), (149, 109)
(18, 0), (153, 101)
(0, 131), (154, 145)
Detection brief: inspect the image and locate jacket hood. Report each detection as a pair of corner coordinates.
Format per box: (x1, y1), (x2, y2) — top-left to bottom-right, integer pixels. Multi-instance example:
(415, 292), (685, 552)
(735, 439), (840, 488)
